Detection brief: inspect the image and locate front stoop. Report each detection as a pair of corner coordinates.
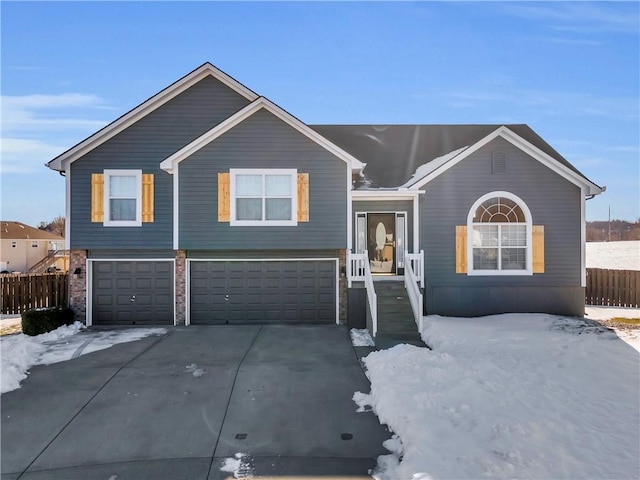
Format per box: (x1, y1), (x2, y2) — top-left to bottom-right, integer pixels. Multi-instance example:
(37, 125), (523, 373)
(374, 281), (425, 349)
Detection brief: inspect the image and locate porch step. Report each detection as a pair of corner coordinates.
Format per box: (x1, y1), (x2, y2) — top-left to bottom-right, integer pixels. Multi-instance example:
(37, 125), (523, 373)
(375, 281), (424, 348)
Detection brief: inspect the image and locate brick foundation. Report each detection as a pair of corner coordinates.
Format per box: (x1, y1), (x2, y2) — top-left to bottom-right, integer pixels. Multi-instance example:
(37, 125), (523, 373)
(69, 250), (87, 323)
(175, 250), (186, 325)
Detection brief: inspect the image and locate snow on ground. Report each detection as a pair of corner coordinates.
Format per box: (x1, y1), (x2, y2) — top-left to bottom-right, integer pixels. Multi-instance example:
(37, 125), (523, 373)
(1, 323), (166, 394)
(586, 240), (640, 270)
(350, 328), (375, 346)
(355, 313), (640, 480)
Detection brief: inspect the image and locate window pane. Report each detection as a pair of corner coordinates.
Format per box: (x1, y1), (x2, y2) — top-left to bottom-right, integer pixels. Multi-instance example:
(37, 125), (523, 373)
(265, 198), (292, 220)
(110, 176), (137, 197)
(502, 248), (526, 270)
(236, 175), (262, 196)
(472, 225), (498, 247)
(473, 248), (498, 270)
(110, 199), (136, 221)
(236, 198), (262, 220)
(502, 225), (526, 246)
(265, 175), (291, 196)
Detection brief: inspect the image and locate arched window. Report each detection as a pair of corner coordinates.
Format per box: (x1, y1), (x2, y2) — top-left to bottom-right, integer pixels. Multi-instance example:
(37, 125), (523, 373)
(467, 192), (532, 274)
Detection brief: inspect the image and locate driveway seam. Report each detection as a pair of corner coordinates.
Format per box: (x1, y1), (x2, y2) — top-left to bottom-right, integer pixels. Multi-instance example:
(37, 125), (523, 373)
(206, 325), (263, 479)
(16, 329), (174, 480)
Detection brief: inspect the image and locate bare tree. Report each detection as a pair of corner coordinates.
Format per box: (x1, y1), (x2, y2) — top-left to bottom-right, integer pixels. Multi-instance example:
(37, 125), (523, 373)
(38, 215), (65, 237)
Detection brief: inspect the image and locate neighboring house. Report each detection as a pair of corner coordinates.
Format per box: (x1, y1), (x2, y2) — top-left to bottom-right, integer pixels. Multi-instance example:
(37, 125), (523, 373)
(0, 221), (67, 273)
(46, 63), (604, 329)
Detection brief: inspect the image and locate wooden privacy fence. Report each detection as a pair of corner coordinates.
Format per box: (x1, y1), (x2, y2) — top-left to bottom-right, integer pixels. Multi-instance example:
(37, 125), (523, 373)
(1, 273), (68, 314)
(586, 268), (640, 308)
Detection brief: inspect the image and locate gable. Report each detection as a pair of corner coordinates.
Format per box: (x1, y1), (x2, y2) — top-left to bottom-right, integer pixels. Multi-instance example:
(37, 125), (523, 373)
(47, 63), (258, 171)
(160, 98), (366, 174)
(409, 127), (603, 195)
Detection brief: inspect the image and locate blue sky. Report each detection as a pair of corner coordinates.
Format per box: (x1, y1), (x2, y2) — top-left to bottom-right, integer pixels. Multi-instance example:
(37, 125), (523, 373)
(2, 1), (638, 227)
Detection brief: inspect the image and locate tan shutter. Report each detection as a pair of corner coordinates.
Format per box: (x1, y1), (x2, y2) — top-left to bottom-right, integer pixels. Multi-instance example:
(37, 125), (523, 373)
(218, 172), (230, 222)
(142, 174), (154, 222)
(297, 173), (309, 222)
(91, 174), (104, 222)
(455, 225), (467, 273)
(533, 225), (545, 273)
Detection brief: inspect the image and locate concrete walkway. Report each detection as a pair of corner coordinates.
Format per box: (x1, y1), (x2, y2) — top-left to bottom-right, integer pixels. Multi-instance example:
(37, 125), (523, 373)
(1, 325), (389, 479)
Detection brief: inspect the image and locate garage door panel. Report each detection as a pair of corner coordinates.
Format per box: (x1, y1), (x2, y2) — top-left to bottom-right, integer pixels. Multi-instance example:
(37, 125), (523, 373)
(190, 260), (336, 325)
(92, 261), (174, 326)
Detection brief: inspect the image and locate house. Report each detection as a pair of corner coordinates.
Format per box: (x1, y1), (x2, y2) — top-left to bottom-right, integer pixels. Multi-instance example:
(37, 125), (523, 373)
(0, 221), (67, 273)
(46, 63), (604, 330)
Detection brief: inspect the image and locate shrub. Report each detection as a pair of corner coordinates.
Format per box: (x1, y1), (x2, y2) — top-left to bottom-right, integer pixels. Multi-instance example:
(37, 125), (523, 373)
(22, 307), (75, 336)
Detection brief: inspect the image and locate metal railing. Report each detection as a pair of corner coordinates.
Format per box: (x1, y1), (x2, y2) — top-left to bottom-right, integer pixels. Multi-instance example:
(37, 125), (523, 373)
(404, 251), (424, 332)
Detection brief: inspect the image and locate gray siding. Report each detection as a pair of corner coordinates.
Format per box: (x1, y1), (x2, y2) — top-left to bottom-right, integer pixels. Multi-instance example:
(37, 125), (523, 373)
(179, 109), (348, 250)
(353, 200), (414, 252)
(70, 76), (251, 249)
(88, 250), (175, 259)
(421, 137), (584, 317)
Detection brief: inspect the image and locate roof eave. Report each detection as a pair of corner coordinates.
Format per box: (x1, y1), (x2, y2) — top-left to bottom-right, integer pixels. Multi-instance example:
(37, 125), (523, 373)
(47, 63), (260, 172)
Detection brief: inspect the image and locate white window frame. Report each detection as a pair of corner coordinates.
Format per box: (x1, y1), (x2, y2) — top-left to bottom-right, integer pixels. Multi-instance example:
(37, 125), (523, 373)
(229, 168), (298, 226)
(466, 191), (533, 276)
(103, 169), (142, 227)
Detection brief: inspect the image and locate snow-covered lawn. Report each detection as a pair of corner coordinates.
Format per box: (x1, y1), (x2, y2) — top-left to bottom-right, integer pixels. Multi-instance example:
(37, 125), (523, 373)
(355, 313), (640, 479)
(0, 323), (166, 394)
(586, 240), (640, 270)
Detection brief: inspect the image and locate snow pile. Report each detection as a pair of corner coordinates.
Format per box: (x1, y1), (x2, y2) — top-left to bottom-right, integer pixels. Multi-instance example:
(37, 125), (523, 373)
(586, 240), (640, 270)
(1, 323), (166, 394)
(355, 313), (640, 479)
(220, 453), (253, 478)
(185, 363), (206, 378)
(350, 328), (375, 346)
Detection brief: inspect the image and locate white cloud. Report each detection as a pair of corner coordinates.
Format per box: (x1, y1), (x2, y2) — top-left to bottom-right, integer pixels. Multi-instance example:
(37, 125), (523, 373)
(501, 3), (639, 36)
(0, 92), (110, 175)
(0, 138), (67, 174)
(1, 93), (110, 132)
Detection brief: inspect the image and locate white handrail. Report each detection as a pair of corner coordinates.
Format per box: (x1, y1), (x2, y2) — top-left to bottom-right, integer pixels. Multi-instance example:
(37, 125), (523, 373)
(347, 250), (377, 337)
(404, 251), (424, 332)
(405, 250), (424, 288)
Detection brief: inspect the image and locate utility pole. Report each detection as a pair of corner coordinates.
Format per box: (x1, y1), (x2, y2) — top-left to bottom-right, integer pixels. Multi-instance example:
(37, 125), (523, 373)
(608, 205), (611, 242)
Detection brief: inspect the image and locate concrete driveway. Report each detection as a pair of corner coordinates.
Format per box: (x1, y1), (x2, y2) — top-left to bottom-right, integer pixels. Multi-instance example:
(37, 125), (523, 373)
(1, 325), (389, 479)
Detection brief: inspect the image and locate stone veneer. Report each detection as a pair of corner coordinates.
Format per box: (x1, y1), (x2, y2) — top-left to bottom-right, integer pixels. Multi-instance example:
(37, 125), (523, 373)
(174, 250), (186, 325)
(68, 249), (87, 323)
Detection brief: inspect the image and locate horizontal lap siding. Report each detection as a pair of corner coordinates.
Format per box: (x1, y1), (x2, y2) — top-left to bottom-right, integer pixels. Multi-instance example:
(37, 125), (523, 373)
(353, 200), (414, 252)
(422, 137), (583, 315)
(71, 77), (251, 249)
(179, 109), (348, 250)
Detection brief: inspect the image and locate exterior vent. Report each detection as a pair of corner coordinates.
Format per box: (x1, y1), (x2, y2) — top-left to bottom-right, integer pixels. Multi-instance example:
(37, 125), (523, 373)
(492, 152), (506, 174)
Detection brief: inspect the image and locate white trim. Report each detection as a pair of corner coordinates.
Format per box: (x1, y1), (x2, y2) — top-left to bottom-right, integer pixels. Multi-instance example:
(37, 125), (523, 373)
(581, 188), (586, 287)
(410, 126), (603, 196)
(85, 258), (91, 326)
(173, 165), (180, 249)
(185, 259), (191, 326)
(185, 257), (340, 325)
(413, 194), (420, 255)
(229, 168), (298, 226)
(351, 189), (423, 201)
(466, 191), (533, 276)
(86, 258), (177, 327)
(103, 169), (143, 227)
(160, 97), (366, 174)
(48, 63), (258, 171)
(347, 170), (353, 251)
(65, 169), (71, 250)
